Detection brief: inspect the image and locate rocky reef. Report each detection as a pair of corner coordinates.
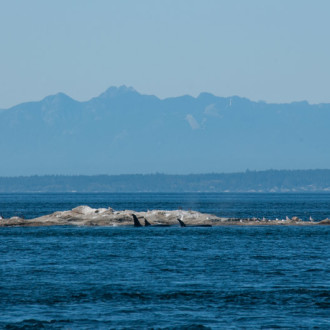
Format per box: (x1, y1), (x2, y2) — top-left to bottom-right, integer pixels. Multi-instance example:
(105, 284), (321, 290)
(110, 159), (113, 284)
(0, 205), (329, 227)
(0, 206), (218, 227)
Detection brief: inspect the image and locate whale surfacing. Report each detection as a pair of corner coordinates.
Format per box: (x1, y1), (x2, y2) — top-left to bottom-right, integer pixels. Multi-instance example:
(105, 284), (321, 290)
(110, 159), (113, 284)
(177, 218), (212, 227)
(144, 218), (151, 226)
(177, 219), (186, 227)
(132, 214), (142, 227)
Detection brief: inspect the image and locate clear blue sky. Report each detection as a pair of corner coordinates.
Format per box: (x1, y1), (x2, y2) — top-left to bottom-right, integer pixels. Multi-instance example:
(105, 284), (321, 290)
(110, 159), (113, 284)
(1, 0), (330, 108)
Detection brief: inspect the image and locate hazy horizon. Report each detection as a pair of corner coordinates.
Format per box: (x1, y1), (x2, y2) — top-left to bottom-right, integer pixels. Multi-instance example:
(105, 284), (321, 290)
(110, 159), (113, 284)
(1, 87), (329, 176)
(0, 85), (324, 111)
(1, 1), (329, 176)
(1, 1), (330, 108)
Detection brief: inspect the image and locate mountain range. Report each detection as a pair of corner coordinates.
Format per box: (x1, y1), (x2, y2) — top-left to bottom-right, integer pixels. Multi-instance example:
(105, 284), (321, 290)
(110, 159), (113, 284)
(0, 86), (329, 176)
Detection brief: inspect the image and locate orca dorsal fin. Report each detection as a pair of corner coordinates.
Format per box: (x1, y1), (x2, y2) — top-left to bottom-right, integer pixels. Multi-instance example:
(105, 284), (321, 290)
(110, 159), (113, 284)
(144, 218), (151, 227)
(132, 214), (142, 227)
(177, 218), (186, 227)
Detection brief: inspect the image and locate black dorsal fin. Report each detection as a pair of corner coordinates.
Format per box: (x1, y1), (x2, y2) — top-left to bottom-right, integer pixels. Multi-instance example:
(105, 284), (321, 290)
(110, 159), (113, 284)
(144, 218), (151, 226)
(132, 214), (142, 227)
(177, 218), (186, 227)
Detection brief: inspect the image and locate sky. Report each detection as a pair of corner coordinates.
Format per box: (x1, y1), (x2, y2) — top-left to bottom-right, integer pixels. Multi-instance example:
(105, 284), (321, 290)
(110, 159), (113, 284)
(1, 0), (330, 108)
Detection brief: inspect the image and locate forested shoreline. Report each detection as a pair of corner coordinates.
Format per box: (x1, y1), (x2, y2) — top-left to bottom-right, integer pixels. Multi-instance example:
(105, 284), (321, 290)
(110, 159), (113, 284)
(1, 170), (330, 192)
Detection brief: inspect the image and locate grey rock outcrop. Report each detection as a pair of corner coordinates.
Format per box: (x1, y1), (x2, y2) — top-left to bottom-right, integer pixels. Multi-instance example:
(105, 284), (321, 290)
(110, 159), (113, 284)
(0, 205), (221, 227)
(0, 205), (325, 227)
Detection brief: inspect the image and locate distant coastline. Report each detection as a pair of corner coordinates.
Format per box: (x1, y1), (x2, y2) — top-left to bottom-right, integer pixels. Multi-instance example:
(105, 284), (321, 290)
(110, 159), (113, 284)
(2, 86), (330, 176)
(1, 169), (330, 193)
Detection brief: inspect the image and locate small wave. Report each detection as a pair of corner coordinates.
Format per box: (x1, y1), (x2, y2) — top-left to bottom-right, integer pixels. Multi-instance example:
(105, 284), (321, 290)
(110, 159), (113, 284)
(162, 325), (211, 330)
(3, 318), (71, 329)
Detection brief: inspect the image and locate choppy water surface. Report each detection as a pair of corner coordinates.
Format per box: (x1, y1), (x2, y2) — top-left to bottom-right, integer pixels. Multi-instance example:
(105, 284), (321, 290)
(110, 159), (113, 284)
(0, 193), (329, 329)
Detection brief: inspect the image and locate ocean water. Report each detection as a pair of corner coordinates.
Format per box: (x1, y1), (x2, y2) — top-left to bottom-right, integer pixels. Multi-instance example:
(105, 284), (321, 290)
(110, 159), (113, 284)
(0, 193), (329, 329)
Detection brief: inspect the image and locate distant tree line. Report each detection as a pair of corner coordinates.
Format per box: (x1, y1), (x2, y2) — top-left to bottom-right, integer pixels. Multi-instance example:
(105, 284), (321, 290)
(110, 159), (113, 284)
(1, 170), (330, 192)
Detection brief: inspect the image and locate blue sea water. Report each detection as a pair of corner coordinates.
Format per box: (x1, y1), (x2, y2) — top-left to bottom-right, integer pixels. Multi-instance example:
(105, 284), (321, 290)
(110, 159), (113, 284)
(0, 193), (329, 329)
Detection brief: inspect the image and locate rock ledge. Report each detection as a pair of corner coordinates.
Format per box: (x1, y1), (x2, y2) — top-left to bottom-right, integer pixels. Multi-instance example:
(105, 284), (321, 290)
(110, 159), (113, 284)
(0, 206), (329, 227)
